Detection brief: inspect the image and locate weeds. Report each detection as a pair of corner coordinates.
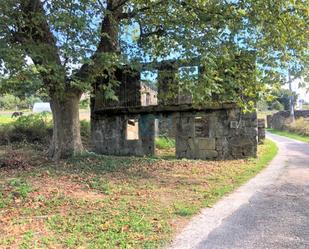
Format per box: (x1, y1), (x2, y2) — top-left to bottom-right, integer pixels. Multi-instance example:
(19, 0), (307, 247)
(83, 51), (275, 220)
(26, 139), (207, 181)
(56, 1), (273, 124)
(0, 140), (277, 248)
(286, 118), (309, 136)
(155, 136), (176, 150)
(0, 113), (90, 147)
(8, 178), (32, 199)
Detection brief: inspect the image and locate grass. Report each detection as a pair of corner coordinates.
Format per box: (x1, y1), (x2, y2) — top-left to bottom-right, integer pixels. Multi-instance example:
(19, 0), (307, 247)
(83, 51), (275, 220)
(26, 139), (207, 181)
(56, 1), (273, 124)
(0, 109), (90, 125)
(268, 128), (309, 143)
(155, 137), (176, 150)
(0, 114), (15, 124)
(0, 139), (277, 248)
(155, 137), (176, 158)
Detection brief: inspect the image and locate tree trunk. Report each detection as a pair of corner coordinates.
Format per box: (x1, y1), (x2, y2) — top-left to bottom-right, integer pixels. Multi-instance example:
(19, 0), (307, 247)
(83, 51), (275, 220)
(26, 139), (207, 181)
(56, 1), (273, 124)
(48, 92), (83, 160)
(288, 71), (295, 123)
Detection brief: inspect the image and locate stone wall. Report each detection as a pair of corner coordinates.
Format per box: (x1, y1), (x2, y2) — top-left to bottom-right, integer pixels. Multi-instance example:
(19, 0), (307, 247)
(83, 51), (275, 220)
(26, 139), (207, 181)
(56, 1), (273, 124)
(91, 114), (155, 156)
(175, 108), (257, 160)
(266, 115), (273, 128)
(270, 110), (309, 130)
(91, 106), (258, 160)
(258, 119), (266, 143)
(157, 114), (176, 138)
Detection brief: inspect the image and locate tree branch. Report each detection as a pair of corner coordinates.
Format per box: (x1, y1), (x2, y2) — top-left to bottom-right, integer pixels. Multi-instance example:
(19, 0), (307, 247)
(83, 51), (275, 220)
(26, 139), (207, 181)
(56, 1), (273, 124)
(111, 0), (131, 11)
(140, 25), (165, 39)
(13, 0), (69, 94)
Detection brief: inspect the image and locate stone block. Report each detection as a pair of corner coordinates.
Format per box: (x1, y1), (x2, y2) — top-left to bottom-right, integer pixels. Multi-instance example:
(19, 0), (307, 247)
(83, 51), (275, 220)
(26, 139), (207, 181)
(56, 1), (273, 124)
(198, 138), (216, 150)
(229, 136), (257, 158)
(199, 150), (218, 159)
(266, 115), (273, 128)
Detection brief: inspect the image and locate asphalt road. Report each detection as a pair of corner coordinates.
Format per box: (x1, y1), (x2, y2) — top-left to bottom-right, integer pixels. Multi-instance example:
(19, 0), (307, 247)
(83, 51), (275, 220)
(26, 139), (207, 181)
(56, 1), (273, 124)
(169, 133), (309, 249)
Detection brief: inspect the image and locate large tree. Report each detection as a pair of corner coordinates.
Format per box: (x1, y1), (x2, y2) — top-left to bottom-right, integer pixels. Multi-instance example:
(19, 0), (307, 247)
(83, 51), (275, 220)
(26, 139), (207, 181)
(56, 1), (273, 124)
(0, 0), (308, 159)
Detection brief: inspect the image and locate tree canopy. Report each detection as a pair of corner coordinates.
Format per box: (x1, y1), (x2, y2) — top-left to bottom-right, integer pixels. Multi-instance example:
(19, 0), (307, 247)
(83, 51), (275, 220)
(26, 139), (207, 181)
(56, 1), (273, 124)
(1, 0), (308, 105)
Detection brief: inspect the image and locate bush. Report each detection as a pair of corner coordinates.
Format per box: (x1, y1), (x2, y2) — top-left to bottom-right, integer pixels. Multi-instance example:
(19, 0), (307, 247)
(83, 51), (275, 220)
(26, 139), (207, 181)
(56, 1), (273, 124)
(270, 100), (284, 111)
(0, 113), (90, 147)
(286, 118), (309, 136)
(0, 94), (42, 110)
(0, 112), (52, 145)
(79, 98), (90, 109)
(257, 100), (269, 112)
(0, 94), (19, 110)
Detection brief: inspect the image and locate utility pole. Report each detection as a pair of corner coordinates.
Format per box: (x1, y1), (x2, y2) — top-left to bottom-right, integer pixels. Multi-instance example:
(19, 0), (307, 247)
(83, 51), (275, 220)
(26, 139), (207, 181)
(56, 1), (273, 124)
(288, 71), (295, 123)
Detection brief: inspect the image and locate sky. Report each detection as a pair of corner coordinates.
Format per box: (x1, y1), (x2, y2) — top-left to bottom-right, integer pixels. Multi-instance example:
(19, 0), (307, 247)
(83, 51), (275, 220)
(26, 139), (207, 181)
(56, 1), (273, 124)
(286, 77), (309, 102)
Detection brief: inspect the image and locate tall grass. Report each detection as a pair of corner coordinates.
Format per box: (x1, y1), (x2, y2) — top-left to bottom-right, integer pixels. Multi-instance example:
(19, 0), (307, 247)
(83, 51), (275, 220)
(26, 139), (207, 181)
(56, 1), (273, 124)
(286, 117), (309, 136)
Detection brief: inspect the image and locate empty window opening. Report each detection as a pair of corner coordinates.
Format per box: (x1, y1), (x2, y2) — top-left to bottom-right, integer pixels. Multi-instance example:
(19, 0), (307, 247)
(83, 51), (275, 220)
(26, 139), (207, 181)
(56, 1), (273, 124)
(154, 117), (176, 158)
(126, 119), (139, 140)
(195, 116), (209, 138)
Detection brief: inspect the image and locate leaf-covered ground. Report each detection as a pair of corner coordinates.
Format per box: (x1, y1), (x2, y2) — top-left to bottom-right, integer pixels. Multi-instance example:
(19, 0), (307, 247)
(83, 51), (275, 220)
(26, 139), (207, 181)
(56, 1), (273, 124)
(0, 140), (277, 249)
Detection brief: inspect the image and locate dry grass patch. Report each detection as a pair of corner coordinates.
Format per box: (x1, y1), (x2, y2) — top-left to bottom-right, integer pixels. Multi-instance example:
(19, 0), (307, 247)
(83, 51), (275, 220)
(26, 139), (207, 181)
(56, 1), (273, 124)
(0, 140), (277, 248)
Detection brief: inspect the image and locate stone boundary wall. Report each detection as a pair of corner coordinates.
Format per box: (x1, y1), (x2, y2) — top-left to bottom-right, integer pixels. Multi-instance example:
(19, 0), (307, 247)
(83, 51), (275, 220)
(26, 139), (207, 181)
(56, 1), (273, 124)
(175, 109), (257, 160)
(91, 107), (258, 160)
(269, 110), (309, 130)
(258, 119), (266, 143)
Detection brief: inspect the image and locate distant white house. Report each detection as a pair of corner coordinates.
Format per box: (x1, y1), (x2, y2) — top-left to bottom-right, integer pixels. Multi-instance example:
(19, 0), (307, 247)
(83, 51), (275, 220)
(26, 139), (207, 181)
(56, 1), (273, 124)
(32, 102), (52, 113)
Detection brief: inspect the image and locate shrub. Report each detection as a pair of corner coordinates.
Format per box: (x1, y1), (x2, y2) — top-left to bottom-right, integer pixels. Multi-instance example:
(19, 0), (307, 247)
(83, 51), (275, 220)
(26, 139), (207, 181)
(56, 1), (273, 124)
(14, 112), (52, 142)
(79, 98), (90, 109)
(0, 113), (52, 145)
(270, 100), (284, 111)
(286, 118), (309, 136)
(0, 113), (91, 147)
(0, 94), (20, 110)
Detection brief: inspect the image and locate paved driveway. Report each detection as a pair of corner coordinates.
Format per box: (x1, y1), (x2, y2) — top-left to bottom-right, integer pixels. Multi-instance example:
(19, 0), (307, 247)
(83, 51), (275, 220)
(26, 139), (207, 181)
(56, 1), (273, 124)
(169, 133), (309, 249)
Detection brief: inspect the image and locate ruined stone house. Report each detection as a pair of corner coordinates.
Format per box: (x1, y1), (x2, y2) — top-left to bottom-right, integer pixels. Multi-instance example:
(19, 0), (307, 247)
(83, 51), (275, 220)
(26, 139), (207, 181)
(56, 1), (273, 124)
(91, 62), (258, 160)
(141, 81), (158, 106)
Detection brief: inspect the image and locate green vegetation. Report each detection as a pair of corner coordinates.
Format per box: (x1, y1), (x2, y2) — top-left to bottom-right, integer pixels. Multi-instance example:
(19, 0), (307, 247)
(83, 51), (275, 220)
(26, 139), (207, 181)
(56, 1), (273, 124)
(79, 99), (90, 109)
(257, 88), (299, 113)
(0, 139), (277, 248)
(268, 117), (309, 143)
(155, 137), (176, 158)
(0, 94), (42, 110)
(286, 118), (309, 136)
(0, 114), (14, 125)
(0, 178), (32, 208)
(0, 113), (52, 145)
(155, 137), (176, 150)
(268, 129), (309, 143)
(0, 113), (90, 147)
